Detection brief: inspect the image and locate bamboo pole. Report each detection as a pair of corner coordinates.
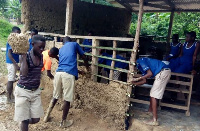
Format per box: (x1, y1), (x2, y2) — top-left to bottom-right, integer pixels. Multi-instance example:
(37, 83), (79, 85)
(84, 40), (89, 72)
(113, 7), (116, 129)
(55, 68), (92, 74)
(65, 0), (74, 35)
(109, 41), (117, 79)
(91, 39), (99, 82)
(76, 39), (80, 66)
(127, 0), (144, 111)
(166, 11), (175, 53)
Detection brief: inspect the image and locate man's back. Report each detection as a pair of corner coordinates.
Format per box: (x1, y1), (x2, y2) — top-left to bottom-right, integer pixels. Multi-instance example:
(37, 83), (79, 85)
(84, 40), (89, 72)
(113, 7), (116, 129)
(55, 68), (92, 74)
(57, 42), (84, 79)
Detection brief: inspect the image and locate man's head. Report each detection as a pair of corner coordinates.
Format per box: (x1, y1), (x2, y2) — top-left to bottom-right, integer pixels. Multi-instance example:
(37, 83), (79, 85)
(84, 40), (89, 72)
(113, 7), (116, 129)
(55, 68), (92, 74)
(186, 31), (196, 42)
(172, 34), (179, 43)
(12, 26), (21, 34)
(30, 29), (38, 37)
(49, 47), (59, 58)
(32, 35), (46, 56)
(63, 36), (71, 44)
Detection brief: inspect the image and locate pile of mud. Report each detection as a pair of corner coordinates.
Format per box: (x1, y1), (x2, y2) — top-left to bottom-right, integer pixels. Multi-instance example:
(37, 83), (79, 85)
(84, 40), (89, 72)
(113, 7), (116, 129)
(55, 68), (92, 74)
(39, 41), (127, 129)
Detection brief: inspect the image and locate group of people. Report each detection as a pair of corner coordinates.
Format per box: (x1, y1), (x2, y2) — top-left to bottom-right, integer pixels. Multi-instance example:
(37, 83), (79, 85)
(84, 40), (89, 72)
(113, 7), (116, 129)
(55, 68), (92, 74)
(5, 25), (199, 131)
(131, 31), (199, 126)
(6, 27), (89, 131)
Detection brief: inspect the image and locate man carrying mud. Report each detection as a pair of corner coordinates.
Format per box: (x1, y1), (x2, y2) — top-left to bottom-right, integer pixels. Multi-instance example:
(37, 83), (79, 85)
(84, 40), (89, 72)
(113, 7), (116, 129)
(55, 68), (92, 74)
(43, 36), (89, 128)
(14, 35), (46, 131)
(131, 58), (171, 126)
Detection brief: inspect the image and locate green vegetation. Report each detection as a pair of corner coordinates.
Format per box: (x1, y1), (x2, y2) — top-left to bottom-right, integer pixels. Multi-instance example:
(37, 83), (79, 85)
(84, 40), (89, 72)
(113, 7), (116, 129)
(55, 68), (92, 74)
(130, 12), (200, 39)
(0, 19), (13, 47)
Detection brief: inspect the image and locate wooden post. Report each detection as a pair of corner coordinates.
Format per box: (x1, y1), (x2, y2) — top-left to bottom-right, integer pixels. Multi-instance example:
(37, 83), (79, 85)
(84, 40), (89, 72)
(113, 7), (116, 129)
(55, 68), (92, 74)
(166, 11), (174, 53)
(109, 41), (117, 79)
(91, 39), (99, 82)
(127, 0), (144, 110)
(76, 38), (80, 66)
(92, 0), (95, 3)
(65, 0), (74, 35)
(54, 37), (57, 47)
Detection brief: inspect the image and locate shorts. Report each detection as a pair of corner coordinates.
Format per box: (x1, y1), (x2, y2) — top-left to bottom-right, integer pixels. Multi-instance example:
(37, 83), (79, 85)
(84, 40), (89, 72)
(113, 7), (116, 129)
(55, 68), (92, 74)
(14, 86), (44, 122)
(53, 72), (75, 102)
(6, 63), (17, 81)
(150, 69), (171, 99)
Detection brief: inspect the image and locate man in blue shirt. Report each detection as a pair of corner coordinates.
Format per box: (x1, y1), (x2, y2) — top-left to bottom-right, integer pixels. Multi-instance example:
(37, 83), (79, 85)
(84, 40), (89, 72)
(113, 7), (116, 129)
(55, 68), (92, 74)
(44, 37), (89, 128)
(28, 29), (38, 51)
(131, 58), (171, 126)
(6, 26), (21, 103)
(83, 31), (93, 53)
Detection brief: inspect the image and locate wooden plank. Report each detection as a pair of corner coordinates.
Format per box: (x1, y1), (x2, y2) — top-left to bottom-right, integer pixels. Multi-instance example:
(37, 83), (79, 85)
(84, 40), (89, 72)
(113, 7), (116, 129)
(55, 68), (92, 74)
(159, 102), (188, 110)
(79, 44), (133, 52)
(34, 32), (134, 41)
(65, 0), (73, 35)
(186, 74), (193, 109)
(168, 80), (190, 86)
(93, 74), (130, 85)
(171, 72), (193, 78)
(129, 98), (150, 105)
(137, 84), (190, 93)
(166, 11), (174, 52)
(91, 39), (99, 82)
(109, 41), (117, 79)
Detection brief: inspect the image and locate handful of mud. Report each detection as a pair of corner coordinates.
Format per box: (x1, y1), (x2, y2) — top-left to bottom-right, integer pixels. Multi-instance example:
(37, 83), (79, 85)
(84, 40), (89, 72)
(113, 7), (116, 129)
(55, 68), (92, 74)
(8, 33), (29, 54)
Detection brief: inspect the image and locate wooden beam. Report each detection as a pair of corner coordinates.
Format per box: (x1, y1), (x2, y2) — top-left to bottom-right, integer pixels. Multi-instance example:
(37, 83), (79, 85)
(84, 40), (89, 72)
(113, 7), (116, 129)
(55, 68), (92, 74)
(166, 11), (174, 53)
(109, 41), (117, 80)
(127, 0), (144, 116)
(65, 0), (74, 35)
(76, 39), (80, 66)
(115, 0), (133, 12)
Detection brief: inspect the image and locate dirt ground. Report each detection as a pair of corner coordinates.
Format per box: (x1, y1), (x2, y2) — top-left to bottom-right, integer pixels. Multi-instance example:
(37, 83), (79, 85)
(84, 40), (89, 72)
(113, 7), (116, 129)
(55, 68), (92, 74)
(1, 74), (200, 131)
(0, 76), (120, 131)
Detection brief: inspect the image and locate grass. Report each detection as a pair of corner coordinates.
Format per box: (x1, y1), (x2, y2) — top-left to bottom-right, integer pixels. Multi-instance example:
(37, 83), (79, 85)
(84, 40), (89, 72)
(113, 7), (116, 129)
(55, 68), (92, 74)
(0, 19), (13, 75)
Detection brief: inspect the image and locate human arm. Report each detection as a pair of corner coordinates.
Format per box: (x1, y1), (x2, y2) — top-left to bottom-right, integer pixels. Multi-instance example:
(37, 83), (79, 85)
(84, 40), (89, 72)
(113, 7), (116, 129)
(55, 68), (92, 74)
(8, 50), (20, 70)
(80, 55), (90, 71)
(131, 69), (153, 85)
(20, 54), (29, 76)
(191, 42), (200, 74)
(47, 70), (54, 79)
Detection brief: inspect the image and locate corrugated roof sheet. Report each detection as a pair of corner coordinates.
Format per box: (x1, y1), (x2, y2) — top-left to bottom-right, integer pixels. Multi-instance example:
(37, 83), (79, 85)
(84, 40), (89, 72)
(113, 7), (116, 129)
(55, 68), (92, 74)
(110, 0), (200, 12)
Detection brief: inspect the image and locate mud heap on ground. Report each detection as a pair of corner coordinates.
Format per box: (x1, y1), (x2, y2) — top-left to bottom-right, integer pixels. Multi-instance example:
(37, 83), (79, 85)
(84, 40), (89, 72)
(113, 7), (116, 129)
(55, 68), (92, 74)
(40, 41), (128, 129)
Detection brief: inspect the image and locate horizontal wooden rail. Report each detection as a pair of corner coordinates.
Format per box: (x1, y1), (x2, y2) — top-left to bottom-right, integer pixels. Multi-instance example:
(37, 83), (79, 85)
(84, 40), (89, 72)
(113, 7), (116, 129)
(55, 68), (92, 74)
(93, 74), (131, 85)
(85, 53), (130, 64)
(79, 44), (133, 52)
(32, 31), (134, 41)
(171, 72), (193, 78)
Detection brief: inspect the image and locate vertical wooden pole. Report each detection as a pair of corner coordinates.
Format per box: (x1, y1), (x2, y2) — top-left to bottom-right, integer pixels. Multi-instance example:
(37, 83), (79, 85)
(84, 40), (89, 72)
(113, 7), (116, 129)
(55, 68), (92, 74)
(127, 0), (144, 110)
(92, 0), (95, 3)
(109, 41), (117, 80)
(76, 39), (80, 66)
(166, 11), (174, 53)
(54, 37), (57, 47)
(65, 0), (74, 35)
(91, 39), (99, 82)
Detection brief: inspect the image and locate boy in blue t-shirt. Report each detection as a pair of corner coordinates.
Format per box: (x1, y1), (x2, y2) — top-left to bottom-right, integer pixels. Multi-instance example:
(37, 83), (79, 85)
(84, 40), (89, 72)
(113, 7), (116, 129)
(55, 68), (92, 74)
(6, 26), (21, 103)
(28, 29), (38, 51)
(44, 37), (89, 128)
(83, 31), (93, 53)
(131, 58), (171, 126)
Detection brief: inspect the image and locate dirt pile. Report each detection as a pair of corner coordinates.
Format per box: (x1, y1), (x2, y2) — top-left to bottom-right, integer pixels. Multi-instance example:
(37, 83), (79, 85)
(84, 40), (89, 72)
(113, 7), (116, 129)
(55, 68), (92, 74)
(40, 53), (127, 129)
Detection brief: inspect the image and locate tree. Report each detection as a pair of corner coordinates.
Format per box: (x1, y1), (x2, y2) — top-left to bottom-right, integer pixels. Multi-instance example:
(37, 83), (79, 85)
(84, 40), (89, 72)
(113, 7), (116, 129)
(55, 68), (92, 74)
(7, 0), (21, 24)
(0, 0), (8, 17)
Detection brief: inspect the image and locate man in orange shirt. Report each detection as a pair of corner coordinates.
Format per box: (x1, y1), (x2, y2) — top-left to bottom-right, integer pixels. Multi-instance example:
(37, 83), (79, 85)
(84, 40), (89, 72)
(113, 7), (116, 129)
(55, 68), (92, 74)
(42, 47), (59, 79)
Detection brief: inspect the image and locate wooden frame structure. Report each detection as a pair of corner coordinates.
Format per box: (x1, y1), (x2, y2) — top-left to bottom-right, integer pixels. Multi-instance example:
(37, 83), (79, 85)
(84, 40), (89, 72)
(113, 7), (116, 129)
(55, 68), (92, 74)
(24, 0), (200, 129)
